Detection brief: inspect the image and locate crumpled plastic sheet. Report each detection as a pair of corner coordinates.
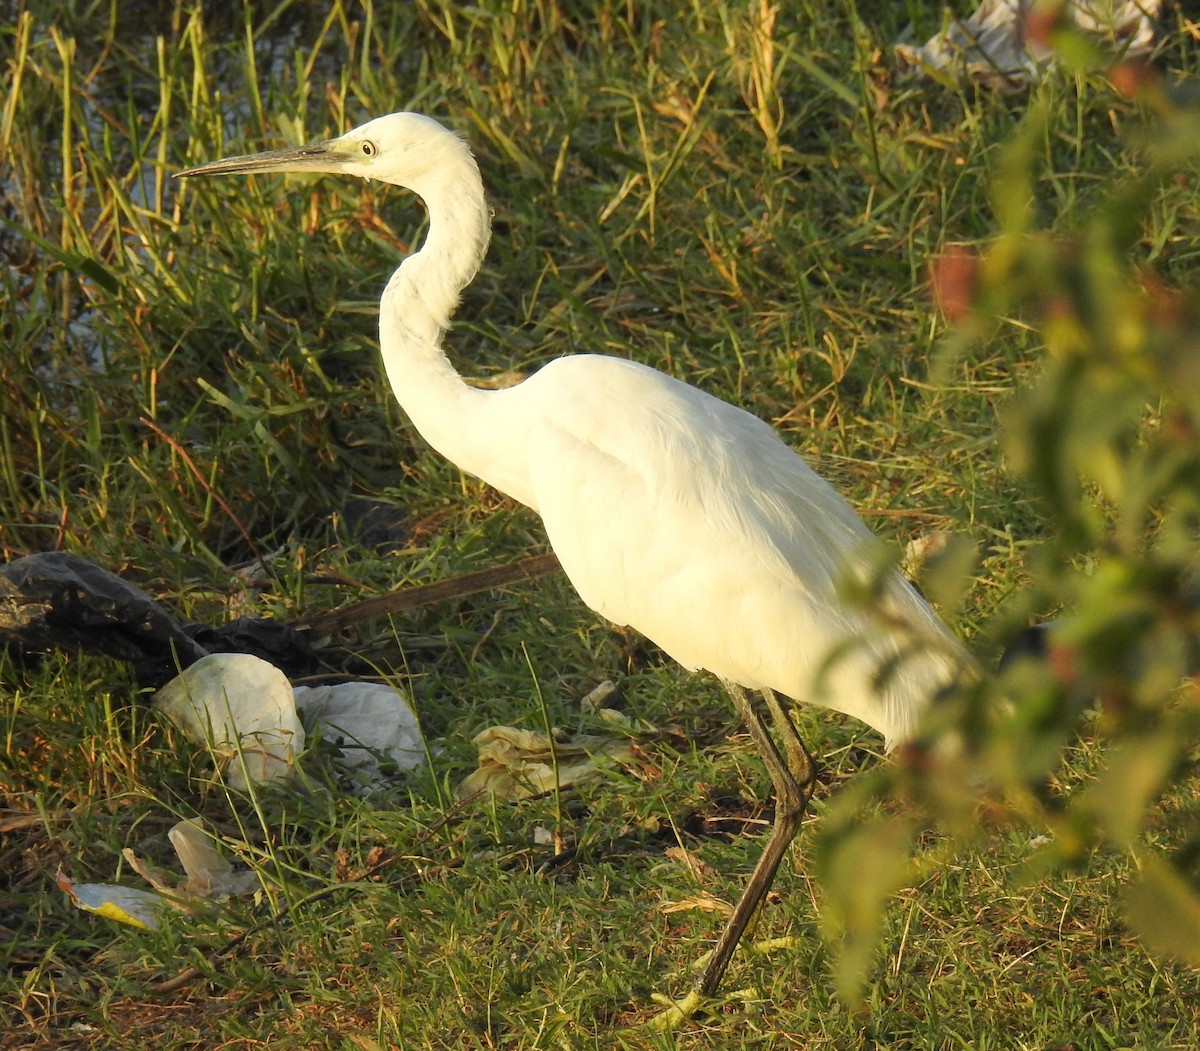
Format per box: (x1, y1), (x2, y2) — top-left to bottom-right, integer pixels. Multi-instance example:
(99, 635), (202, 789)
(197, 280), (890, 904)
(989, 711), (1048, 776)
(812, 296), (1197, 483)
(294, 680), (426, 789)
(154, 652), (426, 791)
(155, 652), (306, 789)
(125, 818), (259, 900)
(59, 817), (258, 930)
(0, 552), (208, 674)
(457, 724), (633, 801)
(0, 551), (320, 686)
(894, 0), (1163, 90)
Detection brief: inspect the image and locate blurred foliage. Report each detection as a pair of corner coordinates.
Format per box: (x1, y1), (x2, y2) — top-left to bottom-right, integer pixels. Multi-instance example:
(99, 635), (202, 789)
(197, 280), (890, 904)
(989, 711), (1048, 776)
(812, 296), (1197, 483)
(817, 49), (1200, 999)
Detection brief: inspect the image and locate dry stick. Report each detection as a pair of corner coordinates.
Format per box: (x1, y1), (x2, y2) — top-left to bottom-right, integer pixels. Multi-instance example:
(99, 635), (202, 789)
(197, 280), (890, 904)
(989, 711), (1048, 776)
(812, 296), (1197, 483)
(139, 416), (271, 578)
(144, 406), (558, 631)
(295, 551), (562, 637)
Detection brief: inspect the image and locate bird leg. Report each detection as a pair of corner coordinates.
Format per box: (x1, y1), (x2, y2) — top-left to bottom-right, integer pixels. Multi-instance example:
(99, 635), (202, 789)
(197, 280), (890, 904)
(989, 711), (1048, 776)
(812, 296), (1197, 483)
(696, 682), (817, 998)
(642, 684), (818, 1029)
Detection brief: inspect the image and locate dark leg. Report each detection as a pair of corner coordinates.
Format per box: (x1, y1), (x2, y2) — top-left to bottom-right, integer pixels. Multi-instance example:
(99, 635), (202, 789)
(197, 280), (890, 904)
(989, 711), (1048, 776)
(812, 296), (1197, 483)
(694, 682), (817, 998)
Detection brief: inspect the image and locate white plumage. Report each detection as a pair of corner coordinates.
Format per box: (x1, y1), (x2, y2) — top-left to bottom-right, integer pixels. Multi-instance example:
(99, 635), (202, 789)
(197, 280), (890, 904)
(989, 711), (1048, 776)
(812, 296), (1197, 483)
(178, 111), (962, 1011)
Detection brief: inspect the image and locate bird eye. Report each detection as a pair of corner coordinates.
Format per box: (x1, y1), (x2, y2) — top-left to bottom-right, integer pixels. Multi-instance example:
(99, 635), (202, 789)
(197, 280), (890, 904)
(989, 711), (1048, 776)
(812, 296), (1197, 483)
(360, 140), (377, 158)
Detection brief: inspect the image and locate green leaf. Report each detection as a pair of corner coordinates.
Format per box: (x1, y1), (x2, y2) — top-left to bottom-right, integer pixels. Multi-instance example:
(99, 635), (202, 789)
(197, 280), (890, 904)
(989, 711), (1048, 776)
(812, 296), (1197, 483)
(1081, 732), (1180, 847)
(816, 813), (916, 1003)
(1122, 853), (1200, 965)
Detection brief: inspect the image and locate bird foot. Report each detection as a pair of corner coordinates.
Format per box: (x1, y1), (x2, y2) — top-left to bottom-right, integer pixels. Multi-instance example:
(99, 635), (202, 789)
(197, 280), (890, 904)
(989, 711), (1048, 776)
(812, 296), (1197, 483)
(640, 989), (755, 1030)
(636, 937), (803, 1030)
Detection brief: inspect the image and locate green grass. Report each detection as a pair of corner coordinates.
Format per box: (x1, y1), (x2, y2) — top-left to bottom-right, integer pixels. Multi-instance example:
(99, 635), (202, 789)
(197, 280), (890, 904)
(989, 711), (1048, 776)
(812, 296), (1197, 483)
(3, 0), (1200, 1047)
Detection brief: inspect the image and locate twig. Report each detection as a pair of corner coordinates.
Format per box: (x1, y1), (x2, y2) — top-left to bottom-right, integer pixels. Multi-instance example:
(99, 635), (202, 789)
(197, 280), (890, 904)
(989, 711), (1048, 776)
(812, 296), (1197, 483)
(295, 552), (561, 636)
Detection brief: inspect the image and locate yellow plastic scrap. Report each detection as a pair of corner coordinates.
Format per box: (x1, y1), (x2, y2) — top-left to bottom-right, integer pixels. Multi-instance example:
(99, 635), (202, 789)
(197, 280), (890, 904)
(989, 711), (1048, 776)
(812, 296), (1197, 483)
(56, 870), (164, 930)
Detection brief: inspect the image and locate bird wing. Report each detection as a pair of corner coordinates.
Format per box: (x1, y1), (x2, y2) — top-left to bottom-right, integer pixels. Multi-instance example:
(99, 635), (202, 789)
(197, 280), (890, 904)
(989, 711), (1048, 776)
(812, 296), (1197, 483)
(515, 355), (953, 740)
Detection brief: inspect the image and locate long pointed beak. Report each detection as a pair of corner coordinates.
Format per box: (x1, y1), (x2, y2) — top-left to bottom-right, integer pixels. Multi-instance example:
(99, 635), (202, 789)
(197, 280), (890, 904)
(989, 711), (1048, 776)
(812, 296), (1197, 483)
(175, 139), (343, 178)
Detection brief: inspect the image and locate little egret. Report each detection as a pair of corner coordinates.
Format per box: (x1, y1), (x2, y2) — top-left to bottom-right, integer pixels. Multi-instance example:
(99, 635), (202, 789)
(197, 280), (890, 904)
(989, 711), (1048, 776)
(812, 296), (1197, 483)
(178, 113), (963, 1013)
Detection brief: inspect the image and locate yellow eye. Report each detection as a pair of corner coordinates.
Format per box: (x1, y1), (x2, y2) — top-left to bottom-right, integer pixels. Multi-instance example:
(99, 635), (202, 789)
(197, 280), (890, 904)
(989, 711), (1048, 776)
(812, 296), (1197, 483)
(360, 140), (377, 158)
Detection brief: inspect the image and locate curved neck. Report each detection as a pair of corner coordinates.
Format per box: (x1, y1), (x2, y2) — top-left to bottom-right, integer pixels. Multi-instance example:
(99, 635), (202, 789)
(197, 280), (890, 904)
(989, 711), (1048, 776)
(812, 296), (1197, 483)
(378, 157), (533, 502)
(381, 145), (490, 341)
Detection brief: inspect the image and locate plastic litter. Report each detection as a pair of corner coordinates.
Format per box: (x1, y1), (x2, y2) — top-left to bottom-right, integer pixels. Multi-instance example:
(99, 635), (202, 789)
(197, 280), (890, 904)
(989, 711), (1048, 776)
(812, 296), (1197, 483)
(154, 652), (427, 790)
(458, 724), (632, 801)
(59, 818), (258, 930)
(894, 0), (1162, 90)
(154, 652), (305, 789)
(0, 552), (208, 679)
(57, 870), (165, 930)
(0, 551), (320, 686)
(294, 680), (425, 788)
(123, 818), (258, 900)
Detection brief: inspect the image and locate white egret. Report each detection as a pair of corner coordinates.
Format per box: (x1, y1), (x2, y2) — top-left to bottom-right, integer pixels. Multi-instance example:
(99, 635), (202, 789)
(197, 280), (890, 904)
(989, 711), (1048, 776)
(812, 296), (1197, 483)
(177, 112), (963, 1013)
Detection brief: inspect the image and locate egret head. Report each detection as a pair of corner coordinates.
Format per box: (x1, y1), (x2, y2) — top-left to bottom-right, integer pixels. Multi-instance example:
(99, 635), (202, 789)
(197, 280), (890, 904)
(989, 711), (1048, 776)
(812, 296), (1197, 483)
(176, 112), (476, 195)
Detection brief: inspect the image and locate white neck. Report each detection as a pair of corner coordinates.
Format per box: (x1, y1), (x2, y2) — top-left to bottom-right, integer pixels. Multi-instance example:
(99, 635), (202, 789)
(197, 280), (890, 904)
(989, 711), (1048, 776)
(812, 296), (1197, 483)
(378, 159), (530, 499)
